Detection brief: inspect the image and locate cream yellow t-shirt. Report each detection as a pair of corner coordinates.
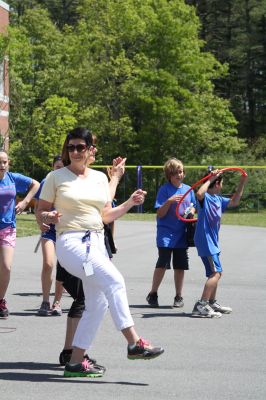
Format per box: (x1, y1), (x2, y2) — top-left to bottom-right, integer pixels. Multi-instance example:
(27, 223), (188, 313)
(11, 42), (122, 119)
(40, 167), (111, 235)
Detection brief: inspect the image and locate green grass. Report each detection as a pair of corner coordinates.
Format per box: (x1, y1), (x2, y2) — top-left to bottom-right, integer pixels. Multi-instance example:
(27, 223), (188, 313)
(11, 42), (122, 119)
(16, 211), (266, 238)
(122, 211), (266, 227)
(16, 214), (40, 237)
(221, 211), (266, 227)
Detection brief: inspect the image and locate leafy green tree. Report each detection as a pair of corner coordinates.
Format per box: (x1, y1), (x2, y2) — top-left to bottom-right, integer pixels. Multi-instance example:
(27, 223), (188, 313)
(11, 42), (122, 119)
(31, 95), (77, 167)
(7, 8), (72, 177)
(6, 0), (246, 180)
(62, 0), (245, 165)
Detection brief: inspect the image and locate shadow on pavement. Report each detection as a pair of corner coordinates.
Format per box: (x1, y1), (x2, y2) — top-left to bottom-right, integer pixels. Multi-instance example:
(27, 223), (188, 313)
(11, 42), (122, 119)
(141, 312), (191, 318)
(0, 362), (148, 385)
(0, 362), (60, 371)
(13, 292), (42, 297)
(130, 304), (173, 309)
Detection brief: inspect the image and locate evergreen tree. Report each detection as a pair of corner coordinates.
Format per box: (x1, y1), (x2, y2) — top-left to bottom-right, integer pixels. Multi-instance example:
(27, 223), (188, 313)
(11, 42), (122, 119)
(186, 0), (266, 142)
(8, 0), (81, 27)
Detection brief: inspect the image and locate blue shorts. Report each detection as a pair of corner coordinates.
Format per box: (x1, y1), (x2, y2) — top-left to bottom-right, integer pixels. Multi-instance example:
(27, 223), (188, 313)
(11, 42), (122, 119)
(41, 228), (56, 243)
(201, 253), (222, 277)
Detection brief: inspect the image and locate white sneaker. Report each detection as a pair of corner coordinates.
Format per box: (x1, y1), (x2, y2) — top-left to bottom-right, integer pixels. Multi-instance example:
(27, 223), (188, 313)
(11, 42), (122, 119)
(209, 300), (232, 314)
(192, 301), (222, 318)
(51, 301), (62, 316)
(173, 296), (184, 308)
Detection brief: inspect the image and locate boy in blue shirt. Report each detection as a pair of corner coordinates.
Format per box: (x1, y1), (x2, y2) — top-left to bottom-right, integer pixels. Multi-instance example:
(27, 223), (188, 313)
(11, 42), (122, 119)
(146, 158), (196, 308)
(192, 168), (248, 318)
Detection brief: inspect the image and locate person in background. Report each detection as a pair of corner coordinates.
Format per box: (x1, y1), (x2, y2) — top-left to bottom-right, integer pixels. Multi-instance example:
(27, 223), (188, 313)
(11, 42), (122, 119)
(104, 157), (125, 255)
(34, 155), (64, 316)
(146, 158), (196, 308)
(37, 127), (164, 378)
(0, 150), (39, 319)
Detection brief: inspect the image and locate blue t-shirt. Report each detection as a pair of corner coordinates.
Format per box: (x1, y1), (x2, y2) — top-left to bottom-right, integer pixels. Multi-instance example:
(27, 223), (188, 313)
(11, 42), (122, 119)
(34, 178), (56, 234)
(34, 178), (45, 201)
(194, 193), (230, 256)
(0, 172), (32, 229)
(155, 182), (196, 248)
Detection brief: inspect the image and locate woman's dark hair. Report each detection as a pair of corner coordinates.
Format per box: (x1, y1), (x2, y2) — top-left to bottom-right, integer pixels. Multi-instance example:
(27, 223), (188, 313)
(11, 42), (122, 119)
(61, 127), (93, 166)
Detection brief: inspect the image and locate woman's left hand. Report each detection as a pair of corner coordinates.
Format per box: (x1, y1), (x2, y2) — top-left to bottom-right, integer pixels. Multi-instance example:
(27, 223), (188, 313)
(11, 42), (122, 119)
(48, 210), (62, 224)
(42, 210), (62, 225)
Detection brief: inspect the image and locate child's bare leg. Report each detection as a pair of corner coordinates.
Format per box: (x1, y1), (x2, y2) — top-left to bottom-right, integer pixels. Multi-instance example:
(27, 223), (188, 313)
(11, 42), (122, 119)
(174, 269), (184, 297)
(0, 245), (14, 299)
(41, 239), (55, 302)
(54, 279), (64, 304)
(201, 272), (221, 301)
(150, 268), (166, 293)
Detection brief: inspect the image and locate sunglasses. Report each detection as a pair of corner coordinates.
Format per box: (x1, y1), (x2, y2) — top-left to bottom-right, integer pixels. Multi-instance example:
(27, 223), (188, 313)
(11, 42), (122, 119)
(67, 144), (97, 153)
(67, 144), (88, 153)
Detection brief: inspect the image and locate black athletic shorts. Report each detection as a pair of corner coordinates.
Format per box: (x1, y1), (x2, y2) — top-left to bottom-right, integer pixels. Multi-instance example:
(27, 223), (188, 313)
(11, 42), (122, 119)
(155, 247), (189, 270)
(56, 262), (85, 318)
(104, 223), (116, 257)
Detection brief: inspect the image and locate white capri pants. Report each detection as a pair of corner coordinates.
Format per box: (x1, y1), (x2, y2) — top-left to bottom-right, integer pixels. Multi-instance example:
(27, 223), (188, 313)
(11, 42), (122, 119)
(56, 230), (134, 350)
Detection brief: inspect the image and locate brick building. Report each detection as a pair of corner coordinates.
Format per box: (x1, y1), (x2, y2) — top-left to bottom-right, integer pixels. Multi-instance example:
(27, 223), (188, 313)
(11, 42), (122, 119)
(0, 0), (9, 150)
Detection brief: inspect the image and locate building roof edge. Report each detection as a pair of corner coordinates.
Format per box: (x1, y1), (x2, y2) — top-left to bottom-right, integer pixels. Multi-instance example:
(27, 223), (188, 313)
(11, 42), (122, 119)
(0, 1), (9, 12)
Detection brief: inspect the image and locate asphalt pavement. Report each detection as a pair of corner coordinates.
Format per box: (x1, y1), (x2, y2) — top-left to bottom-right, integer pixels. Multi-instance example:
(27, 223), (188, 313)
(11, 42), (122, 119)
(0, 220), (265, 400)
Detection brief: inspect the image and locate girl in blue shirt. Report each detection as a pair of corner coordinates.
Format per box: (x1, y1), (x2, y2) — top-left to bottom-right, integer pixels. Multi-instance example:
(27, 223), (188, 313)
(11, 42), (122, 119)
(0, 150), (39, 318)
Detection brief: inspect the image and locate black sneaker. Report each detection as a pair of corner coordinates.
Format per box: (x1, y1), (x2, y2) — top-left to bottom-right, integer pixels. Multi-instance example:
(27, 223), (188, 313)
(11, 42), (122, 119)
(146, 292), (159, 307)
(64, 359), (104, 378)
(59, 349), (74, 365)
(59, 349), (106, 372)
(38, 301), (50, 316)
(0, 298), (8, 319)
(127, 337), (164, 360)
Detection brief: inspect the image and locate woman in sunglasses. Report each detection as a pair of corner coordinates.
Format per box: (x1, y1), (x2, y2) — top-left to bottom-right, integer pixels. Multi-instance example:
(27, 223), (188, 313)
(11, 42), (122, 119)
(36, 127), (164, 378)
(56, 136), (125, 371)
